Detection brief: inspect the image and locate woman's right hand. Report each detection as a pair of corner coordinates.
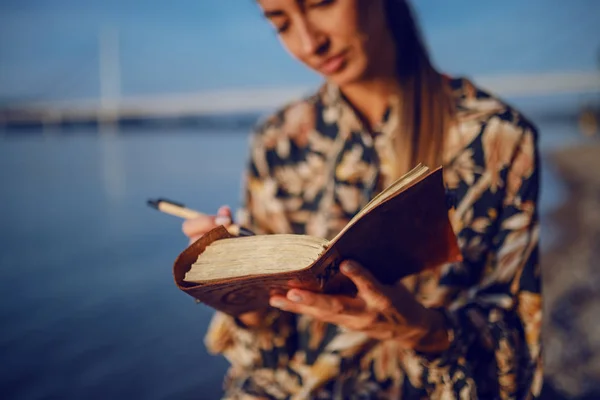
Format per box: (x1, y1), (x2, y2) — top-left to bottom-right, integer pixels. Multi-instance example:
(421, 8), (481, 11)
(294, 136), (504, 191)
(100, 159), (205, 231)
(182, 205), (267, 328)
(182, 205), (232, 245)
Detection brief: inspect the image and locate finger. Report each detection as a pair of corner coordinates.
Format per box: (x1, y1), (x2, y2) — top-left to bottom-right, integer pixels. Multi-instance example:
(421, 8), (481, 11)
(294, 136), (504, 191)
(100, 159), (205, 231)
(217, 205), (231, 218)
(215, 205), (232, 226)
(340, 260), (390, 308)
(181, 214), (215, 237)
(270, 294), (373, 330)
(269, 296), (333, 319)
(289, 289), (365, 314)
(270, 290), (363, 316)
(340, 260), (380, 293)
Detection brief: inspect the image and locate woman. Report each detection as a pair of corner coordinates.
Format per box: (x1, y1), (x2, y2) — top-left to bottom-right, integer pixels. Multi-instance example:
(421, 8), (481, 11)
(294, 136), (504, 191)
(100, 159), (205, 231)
(183, 0), (542, 398)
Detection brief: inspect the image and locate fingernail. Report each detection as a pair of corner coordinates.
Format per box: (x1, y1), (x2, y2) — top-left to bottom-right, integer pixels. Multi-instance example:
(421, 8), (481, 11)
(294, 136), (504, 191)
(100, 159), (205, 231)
(341, 261), (356, 273)
(218, 205), (231, 215)
(288, 292), (302, 302)
(270, 299), (286, 309)
(215, 216), (231, 226)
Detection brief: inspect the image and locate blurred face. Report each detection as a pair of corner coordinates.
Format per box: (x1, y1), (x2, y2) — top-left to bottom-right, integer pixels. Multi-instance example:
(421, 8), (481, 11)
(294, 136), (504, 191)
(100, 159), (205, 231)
(258, 0), (394, 87)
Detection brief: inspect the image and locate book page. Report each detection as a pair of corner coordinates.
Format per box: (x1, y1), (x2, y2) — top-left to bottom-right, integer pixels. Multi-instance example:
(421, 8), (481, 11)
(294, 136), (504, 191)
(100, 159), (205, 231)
(185, 234), (329, 283)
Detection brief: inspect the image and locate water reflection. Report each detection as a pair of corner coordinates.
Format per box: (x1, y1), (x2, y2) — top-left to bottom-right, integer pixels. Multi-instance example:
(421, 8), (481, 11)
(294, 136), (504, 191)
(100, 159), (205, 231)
(99, 130), (127, 204)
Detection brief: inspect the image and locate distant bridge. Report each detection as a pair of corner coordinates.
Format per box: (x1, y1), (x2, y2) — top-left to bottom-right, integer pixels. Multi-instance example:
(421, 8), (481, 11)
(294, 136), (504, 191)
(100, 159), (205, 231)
(1, 71), (599, 131)
(0, 86), (310, 127)
(2, 28), (599, 133)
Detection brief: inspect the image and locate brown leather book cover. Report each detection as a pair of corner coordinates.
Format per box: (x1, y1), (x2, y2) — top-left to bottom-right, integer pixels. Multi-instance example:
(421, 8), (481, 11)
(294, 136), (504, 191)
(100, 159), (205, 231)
(172, 167), (461, 316)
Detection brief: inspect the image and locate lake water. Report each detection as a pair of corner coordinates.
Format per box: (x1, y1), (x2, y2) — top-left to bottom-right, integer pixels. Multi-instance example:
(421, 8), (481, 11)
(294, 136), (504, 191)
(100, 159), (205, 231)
(0, 103), (594, 399)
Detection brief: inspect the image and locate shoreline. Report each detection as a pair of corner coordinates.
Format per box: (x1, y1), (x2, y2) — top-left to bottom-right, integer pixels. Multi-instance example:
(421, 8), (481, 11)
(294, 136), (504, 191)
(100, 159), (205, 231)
(541, 141), (600, 398)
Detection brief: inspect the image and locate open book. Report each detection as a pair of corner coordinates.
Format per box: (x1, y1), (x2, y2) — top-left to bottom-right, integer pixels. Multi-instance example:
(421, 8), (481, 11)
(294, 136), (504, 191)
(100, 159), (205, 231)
(173, 165), (461, 316)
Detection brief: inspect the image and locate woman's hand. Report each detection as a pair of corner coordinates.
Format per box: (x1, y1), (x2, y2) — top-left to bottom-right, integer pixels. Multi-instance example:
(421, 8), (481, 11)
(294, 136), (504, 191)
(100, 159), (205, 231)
(182, 205), (233, 245)
(269, 260), (451, 353)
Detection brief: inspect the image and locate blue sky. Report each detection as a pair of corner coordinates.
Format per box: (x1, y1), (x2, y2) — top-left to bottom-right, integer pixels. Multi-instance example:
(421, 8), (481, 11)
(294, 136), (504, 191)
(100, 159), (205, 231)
(0, 0), (598, 101)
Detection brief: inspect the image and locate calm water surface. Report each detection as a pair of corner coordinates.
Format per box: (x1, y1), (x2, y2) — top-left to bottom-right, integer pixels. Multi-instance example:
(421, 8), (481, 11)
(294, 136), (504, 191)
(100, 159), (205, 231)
(0, 111), (591, 399)
(0, 131), (248, 399)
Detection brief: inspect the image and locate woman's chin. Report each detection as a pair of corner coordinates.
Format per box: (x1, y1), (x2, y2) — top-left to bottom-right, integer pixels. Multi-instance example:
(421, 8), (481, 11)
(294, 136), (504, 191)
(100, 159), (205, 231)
(323, 67), (367, 87)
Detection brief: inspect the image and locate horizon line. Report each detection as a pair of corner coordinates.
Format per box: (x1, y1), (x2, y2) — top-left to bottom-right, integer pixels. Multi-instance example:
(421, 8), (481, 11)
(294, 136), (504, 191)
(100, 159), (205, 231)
(3, 71), (599, 119)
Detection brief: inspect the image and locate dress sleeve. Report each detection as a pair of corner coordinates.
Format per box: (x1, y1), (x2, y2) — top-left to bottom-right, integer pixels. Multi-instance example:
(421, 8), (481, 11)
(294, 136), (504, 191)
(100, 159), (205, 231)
(411, 124), (543, 399)
(204, 124), (298, 371)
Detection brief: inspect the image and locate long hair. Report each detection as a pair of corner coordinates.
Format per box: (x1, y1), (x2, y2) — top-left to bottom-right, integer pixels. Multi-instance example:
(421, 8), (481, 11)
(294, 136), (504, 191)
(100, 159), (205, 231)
(385, 0), (455, 177)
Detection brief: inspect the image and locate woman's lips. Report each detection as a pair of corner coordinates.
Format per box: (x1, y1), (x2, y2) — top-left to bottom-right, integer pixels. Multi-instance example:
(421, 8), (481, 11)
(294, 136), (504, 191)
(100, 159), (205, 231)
(318, 52), (347, 75)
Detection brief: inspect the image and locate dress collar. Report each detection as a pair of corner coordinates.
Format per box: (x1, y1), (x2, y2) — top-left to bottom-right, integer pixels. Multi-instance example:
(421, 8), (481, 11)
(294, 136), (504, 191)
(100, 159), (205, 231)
(318, 81), (402, 141)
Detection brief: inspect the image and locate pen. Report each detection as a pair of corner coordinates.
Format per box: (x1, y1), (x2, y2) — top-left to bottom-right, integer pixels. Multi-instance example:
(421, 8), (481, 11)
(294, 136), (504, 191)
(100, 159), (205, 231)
(147, 198), (255, 237)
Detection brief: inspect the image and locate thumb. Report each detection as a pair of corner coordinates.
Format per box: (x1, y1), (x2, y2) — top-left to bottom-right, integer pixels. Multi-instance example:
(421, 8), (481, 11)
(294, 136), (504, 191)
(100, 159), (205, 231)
(340, 260), (389, 308)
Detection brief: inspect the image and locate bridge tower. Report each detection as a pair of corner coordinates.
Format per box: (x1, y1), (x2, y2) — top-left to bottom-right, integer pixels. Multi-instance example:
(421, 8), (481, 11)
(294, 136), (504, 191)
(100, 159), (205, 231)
(99, 27), (121, 131)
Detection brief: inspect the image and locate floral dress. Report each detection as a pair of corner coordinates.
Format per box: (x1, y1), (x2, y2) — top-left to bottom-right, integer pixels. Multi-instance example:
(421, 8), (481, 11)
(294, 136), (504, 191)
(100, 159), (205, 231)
(203, 77), (542, 399)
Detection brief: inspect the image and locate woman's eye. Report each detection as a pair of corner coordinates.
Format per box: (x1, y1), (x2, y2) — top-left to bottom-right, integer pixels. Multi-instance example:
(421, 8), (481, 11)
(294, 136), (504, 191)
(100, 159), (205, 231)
(308, 0), (334, 7)
(276, 23), (289, 34)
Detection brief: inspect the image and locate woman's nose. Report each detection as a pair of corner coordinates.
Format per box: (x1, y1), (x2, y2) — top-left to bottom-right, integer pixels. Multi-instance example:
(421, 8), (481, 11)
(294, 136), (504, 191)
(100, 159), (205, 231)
(297, 20), (328, 57)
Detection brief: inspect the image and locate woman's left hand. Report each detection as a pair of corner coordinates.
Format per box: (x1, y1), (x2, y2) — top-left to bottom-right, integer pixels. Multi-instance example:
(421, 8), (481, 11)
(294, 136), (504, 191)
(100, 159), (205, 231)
(269, 260), (450, 353)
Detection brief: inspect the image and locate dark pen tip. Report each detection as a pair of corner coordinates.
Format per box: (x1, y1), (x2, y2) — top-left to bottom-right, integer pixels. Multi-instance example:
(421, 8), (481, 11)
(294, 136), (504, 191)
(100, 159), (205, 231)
(237, 227), (256, 237)
(147, 198), (185, 209)
(147, 199), (160, 209)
